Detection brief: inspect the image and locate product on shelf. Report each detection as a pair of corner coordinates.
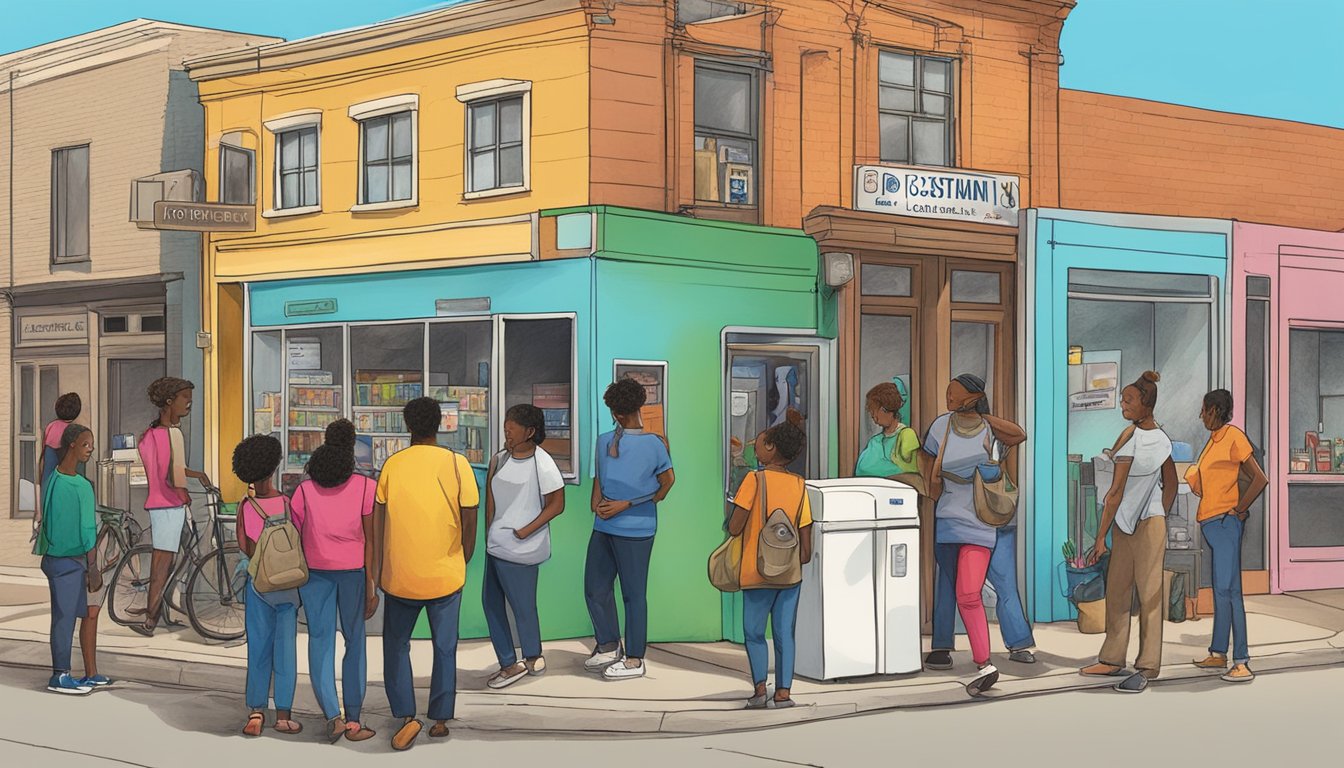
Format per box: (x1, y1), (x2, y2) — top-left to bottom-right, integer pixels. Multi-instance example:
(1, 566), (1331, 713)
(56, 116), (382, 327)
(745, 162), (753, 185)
(354, 370), (423, 407)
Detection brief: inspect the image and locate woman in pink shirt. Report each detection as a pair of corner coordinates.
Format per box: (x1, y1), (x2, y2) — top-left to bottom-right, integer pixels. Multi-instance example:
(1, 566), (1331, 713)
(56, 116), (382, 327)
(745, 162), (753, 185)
(292, 420), (377, 743)
(132, 378), (211, 637)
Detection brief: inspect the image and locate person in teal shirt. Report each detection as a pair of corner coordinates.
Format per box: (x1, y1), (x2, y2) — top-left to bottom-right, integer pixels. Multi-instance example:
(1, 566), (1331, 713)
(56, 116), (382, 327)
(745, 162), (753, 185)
(855, 383), (923, 492)
(36, 424), (101, 695)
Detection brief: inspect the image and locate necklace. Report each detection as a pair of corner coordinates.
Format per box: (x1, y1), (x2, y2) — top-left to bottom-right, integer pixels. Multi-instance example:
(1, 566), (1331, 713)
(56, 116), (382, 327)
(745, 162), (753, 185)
(950, 413), (984, 437)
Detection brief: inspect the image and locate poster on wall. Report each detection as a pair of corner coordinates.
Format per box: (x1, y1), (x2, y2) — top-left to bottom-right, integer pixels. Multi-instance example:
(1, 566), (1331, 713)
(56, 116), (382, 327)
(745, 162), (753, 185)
(1068, 360), (1119, 412)
(287, 337), (321, 370)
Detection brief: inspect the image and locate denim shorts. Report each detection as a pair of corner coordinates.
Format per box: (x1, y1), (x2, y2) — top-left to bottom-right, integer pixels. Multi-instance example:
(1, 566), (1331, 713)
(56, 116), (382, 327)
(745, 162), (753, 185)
(148, 506), (187, 552)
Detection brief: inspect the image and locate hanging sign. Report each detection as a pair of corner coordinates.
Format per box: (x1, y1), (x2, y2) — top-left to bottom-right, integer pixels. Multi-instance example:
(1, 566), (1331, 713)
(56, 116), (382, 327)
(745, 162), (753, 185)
(853, 164), (1019, 227)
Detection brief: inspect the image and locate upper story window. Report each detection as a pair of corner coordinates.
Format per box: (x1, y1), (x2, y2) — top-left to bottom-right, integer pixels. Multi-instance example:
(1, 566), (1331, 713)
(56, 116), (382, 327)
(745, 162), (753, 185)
(457, 79), (532, 199)
(349, 94), (419, 210)
(694, 63), (757, 206)
(262, 111), (322, 216)
(878, 51), (954, 167)
(220, 143), (255, 206)
(51, 144), (90, 263)
(677, 0), (750, 24)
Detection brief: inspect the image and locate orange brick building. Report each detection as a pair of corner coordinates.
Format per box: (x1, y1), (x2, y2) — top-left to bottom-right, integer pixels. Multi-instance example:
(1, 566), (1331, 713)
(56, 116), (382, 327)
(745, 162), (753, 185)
(1058, 89), (1344, 231)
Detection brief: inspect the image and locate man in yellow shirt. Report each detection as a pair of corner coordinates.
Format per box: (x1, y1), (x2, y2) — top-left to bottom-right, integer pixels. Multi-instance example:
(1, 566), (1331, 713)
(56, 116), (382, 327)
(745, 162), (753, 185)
(368, 398), (479, 750)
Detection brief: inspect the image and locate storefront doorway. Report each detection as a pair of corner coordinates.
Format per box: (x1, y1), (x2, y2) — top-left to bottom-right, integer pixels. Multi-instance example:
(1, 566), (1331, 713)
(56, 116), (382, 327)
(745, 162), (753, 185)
(12, 358), (89, 517)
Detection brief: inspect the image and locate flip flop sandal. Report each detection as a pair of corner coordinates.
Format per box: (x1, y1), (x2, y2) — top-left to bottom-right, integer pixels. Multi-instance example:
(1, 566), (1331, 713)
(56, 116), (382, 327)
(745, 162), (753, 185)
(129, 623), (155, 638)
(273, 719), (303, 735)
(392, 719), (423, 751)
(242, 713), (264, 737)
(526, 657), (547, 676)
(326, 717), (346, 744)
(429, 723), (451, 739)
(745, 692), (770, 709)
(344, 723), (377, 742)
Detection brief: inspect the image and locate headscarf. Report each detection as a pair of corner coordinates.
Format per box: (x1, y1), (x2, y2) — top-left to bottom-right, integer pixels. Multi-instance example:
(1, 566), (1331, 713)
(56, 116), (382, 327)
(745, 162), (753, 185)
(953, 374), (990, 415)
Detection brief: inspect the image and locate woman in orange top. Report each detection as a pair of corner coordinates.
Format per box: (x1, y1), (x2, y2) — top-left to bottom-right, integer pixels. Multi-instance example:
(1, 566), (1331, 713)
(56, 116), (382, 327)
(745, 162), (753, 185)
(1185, 389), (1268, 683)
(727, 409), (814, 710)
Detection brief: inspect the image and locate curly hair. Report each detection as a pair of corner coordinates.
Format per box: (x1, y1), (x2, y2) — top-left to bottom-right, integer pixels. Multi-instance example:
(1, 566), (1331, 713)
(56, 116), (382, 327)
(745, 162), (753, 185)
(865, 382), (904, 415)
(58, 423), (92, 462)
(54, 392), (82, 421)
(306, 443), (355, 489)
(603, 378), (646, 417)
(231, 434), (283, 485)
(147, 377), (194, 408)
(403, 397), (442, 439)
(765, 408), (808, 462)
(505, 404), (547, 445)
(324, 418), (356, 450)
(1203, 388), (1234, 424)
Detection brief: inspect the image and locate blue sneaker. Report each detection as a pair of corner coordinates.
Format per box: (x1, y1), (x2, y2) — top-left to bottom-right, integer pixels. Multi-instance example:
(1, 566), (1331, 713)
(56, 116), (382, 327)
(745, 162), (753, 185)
(78, 675), (112, 688)
(47, 673), (93, 696)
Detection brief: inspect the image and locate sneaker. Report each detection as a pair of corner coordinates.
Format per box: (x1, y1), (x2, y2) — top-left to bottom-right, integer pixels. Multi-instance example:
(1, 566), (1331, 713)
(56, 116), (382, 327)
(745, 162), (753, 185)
(1221, 664), (1255, 683)
(966, 664), (999, 697)
(584, 646), (622, 672)
(77, 675), (112, 688)
(602, 657), (646, 680)
(1114, 671), (1149, 693)
(1008, 649), (1037, 664)
(1193, 653), (1228, 670)
(924, 650), (954, 670)
(47, 673), (93, 696)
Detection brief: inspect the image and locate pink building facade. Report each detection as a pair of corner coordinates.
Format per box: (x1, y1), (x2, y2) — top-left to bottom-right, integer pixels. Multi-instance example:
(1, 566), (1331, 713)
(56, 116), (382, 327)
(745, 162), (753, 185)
(1233, 222), (1344, 593)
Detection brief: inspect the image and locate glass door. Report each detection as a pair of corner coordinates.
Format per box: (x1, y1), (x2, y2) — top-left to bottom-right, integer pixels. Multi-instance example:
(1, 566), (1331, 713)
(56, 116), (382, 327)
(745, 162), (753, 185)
(15, 365), (37, 517)
(724, 342), (821, 497)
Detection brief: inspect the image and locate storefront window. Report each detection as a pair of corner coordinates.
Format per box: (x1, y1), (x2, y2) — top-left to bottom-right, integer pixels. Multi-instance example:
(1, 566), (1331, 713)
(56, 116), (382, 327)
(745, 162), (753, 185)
(351, 323), (423, 473)
(860, 314), (912, 441)
(950, 321), (996, 403)
(107, 359), (166, 457)
(503, 317), (575, 475)
(282, 327), (345, 490)
(429, 320), (492, 466)
(1289, 328), (1344, 475)
(251, 331), (284, 484)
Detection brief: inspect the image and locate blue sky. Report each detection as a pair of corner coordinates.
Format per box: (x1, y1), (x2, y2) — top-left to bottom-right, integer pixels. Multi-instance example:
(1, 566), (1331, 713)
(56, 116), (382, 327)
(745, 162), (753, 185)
(3, 0), (1341, 129)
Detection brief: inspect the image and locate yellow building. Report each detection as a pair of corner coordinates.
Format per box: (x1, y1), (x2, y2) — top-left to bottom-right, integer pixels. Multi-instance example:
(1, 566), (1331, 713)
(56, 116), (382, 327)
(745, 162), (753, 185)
(187, 1), (592, 501)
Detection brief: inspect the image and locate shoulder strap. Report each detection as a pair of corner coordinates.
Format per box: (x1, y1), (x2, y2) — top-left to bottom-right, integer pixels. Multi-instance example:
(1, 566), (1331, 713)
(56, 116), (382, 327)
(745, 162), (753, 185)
(794, 475), (806, 527)
(244, 496), (270, 521)
(757, 470), (769, 525)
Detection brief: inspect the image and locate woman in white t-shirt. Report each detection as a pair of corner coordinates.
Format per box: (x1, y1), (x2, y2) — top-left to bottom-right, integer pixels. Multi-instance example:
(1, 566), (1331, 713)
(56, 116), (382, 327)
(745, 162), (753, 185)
(482, 404), (566, 690)
(1080, 371), (1178, 693)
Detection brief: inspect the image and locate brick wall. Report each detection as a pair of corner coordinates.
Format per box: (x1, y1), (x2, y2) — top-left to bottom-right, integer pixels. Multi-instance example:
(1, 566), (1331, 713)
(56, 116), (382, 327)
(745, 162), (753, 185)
(1060, 89), (1344, 231)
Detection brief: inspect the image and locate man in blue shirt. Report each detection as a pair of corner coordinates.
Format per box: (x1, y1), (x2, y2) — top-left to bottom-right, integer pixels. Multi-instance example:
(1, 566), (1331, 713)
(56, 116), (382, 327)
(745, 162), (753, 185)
(584, 379), (675, 680)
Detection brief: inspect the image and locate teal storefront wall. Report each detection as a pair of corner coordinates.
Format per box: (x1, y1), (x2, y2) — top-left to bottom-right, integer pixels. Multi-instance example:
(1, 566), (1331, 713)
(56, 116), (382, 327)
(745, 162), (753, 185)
(244, 207), (827, 643)
(1025, 210), (1231, 623)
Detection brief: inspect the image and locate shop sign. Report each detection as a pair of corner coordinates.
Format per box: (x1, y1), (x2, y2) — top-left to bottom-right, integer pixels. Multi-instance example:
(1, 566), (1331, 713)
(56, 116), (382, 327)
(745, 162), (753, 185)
(853, 165), (1019, 227)
(18, 314), (87, 345)
(152, 201), (255, 232)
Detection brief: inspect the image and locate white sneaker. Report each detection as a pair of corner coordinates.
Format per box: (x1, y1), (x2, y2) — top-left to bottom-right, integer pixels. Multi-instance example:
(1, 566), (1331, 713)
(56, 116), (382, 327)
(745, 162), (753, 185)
(602, 658), (646, 680)
(966, 664), (999, 697)
(584, 647), (622, 672)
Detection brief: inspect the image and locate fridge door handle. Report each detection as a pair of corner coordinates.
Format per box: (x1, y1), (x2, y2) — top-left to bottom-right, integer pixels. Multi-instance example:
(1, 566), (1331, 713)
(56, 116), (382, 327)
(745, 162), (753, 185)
(891, 542), (907, 578)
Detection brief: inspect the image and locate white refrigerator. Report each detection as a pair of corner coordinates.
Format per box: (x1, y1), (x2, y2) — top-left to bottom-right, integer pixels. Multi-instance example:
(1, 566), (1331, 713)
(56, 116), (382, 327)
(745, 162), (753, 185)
(796, 478), (922, 680)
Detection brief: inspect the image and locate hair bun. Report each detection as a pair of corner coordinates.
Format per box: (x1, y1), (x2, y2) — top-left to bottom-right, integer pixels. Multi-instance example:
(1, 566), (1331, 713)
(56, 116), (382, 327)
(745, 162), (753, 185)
(785, 408), (806, 427)
(1141, 370), (1161, 383)
(325, 419), (357, 449)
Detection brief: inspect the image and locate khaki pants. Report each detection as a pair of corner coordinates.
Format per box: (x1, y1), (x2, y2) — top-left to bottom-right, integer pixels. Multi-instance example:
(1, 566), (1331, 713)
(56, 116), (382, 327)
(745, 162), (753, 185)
(1098, 516), (1167, 677)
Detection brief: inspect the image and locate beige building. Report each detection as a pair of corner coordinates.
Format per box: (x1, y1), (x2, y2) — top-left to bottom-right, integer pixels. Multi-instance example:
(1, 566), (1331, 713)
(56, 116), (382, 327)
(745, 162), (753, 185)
(0, 20), (276, 519)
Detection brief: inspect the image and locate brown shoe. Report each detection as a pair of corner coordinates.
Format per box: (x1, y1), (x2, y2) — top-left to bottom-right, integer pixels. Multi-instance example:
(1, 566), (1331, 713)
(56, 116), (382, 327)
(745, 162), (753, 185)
(1079, 662), (1126, 677)
(391, 718), (422, 751)
(1192, 653), (1228, 670)
(1221, 664), (1255, 683)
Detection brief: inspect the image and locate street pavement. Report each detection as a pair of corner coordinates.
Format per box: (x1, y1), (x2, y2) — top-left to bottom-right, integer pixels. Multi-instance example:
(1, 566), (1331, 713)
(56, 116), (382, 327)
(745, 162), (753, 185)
(0, 657), (1339, 767)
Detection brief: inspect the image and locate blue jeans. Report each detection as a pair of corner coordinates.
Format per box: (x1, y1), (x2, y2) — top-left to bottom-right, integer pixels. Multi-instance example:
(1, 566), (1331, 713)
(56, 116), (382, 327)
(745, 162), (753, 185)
(743, 585), (800, 689)
(299, 569), (367, 722)
(584, 531), (654, 658)
(42, 556), (87, 674)
(383, 591), (461, 722)
(244, 580), (298, 712)
(1202, 514), (1250, 664)
(482, 555), (542, 668)
(933, 526), (1035, 652)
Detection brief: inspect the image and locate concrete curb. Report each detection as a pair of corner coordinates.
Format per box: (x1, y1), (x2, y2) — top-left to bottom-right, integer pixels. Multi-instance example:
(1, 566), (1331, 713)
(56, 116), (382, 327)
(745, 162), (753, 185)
(3, 635), (1341, 735)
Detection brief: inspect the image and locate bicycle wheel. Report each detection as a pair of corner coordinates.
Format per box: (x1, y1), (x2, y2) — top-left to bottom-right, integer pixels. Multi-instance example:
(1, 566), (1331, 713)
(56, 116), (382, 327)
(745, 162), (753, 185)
(107, 544), (155, 627)
(186, 545), (248, 641)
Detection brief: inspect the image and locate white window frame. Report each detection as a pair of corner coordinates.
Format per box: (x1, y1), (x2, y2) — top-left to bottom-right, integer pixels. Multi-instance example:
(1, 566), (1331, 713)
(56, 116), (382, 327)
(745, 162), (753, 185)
(349, 94), (420, 212)
(456, 79), (532, 200)
(262, 110), (322, 218)
(495, 312), (579, 481)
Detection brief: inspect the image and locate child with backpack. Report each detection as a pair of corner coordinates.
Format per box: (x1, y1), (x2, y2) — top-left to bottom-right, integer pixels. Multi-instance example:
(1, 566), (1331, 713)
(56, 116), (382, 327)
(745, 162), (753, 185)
(725, 409), (814, 709)
(233, 434), (304, 737)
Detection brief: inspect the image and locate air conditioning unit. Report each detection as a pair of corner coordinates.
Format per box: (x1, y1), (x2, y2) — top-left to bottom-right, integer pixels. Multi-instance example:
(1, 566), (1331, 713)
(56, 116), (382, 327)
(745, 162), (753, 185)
(130, 169), (202, 227)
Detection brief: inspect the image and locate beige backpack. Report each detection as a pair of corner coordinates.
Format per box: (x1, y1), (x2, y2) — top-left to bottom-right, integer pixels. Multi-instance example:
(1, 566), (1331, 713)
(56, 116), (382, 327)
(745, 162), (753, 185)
(245, 496), (309, 593)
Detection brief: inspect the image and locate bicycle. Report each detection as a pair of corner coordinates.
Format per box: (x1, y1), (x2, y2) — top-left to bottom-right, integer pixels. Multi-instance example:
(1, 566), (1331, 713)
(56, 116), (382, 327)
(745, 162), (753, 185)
(108, 484), (247, 642)
(92, 505), (146, 579)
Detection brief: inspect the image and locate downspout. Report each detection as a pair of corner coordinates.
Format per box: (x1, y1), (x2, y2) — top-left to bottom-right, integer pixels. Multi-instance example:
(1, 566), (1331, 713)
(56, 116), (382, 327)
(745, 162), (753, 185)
(8, 69), (14, 294)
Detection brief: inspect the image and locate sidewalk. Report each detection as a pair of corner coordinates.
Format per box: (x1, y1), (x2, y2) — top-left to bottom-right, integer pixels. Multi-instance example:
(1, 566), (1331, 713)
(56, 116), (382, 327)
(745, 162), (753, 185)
(2, 558), (1342, 735)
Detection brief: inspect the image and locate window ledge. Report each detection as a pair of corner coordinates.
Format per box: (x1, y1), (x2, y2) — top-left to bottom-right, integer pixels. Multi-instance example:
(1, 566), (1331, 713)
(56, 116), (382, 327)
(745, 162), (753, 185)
(262, 205), (322, 219)
(462, 186), (530, 201)
(350, 199), (418, 213)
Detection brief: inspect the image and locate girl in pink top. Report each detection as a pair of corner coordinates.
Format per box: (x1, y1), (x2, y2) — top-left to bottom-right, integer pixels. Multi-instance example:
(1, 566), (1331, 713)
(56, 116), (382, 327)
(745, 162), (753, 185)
(292, 420), (377, 743)
(131, 377), (211, 638)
